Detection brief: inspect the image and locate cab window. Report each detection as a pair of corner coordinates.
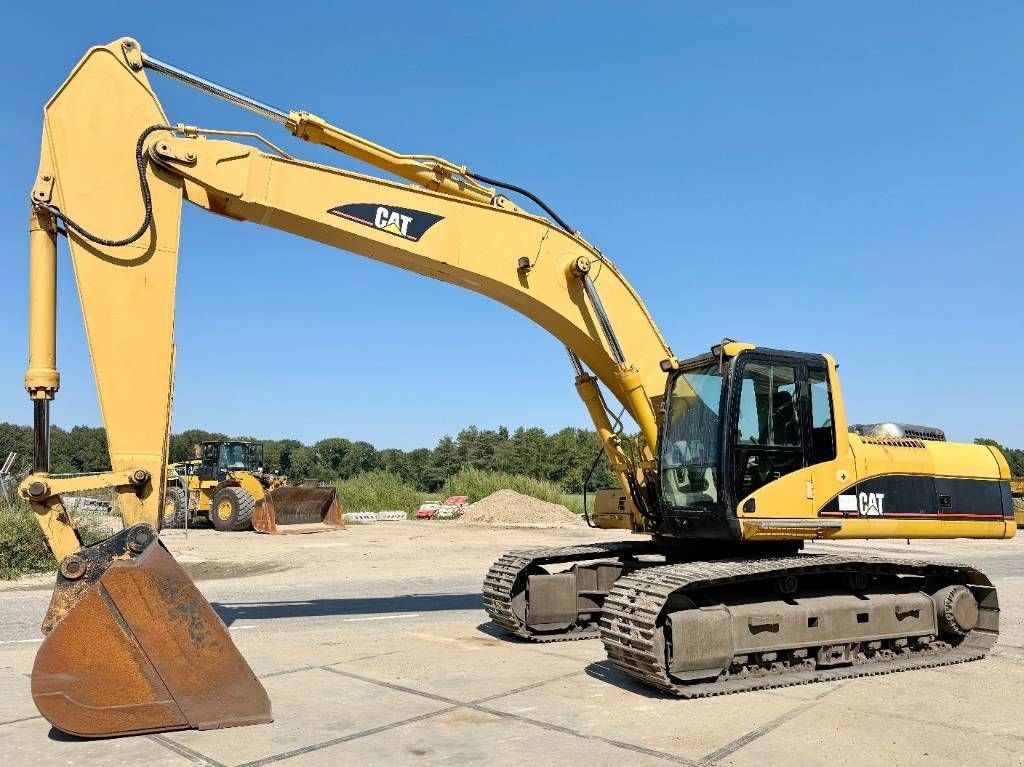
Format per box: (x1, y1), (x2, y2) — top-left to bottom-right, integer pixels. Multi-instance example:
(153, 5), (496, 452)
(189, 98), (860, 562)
(733, 361), (803, 500)
(736, 363), (800, 447)
(660, 364), (724, 510)
(808, 366), (835, 463)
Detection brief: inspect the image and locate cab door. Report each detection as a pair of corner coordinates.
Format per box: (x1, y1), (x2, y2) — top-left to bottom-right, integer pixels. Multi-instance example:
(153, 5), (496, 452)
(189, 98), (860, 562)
(728, 352), (813, 517)
(804, 359), (852, 516)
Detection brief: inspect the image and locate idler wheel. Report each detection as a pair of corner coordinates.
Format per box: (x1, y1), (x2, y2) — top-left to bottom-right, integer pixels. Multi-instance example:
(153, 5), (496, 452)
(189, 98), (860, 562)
(932, 585), (979, 636)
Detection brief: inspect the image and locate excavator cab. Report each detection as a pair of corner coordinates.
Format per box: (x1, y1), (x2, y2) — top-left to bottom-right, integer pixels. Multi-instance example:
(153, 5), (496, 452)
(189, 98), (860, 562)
(659, 344), (841, 540)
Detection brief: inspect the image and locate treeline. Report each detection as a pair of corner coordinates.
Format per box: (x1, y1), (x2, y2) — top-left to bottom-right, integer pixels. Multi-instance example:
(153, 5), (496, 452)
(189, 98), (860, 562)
(3, 422), (1021, 491)
(0, 423), (616, 493)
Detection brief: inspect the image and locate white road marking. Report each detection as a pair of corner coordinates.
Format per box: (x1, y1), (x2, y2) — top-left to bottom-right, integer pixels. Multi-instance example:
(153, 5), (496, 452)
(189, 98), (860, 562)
(342, 614), (420, 623)
(229, 625), (257, 631)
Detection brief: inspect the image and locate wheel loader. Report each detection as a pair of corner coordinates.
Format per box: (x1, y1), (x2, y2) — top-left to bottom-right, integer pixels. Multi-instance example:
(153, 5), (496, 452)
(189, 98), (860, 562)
(162, 439), (342, 533)
(17, 38), (1015, 738)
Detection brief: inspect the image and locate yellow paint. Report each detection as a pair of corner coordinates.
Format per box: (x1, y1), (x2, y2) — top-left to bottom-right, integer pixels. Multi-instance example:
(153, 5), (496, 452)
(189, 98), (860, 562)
(737, 359), (1014, 541)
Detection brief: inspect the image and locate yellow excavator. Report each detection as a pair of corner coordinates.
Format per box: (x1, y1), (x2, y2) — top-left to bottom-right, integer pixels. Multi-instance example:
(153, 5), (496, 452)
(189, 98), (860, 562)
(20, 38), (1014, 737)
(163, 440), (343, 533)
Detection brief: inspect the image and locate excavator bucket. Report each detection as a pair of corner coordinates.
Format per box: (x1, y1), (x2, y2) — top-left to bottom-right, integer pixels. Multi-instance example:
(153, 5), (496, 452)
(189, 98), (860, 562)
(32, 524), (272, 738)
(251, 486), (344, 534)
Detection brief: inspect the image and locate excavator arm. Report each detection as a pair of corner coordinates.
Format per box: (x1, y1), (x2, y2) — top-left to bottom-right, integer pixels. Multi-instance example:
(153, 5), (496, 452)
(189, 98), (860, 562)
(24, 38), (673, 554)
(20, 38), (674, 737)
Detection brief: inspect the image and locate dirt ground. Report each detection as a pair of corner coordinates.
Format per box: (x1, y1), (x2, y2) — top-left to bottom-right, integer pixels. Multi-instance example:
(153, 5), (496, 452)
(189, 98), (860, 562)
(2, 521), (1024, 766)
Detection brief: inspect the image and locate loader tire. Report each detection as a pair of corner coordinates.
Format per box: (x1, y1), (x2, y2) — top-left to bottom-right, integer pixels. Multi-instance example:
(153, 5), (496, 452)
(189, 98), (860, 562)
(210, 486), (256, 532)
(162, 487), (188, 530)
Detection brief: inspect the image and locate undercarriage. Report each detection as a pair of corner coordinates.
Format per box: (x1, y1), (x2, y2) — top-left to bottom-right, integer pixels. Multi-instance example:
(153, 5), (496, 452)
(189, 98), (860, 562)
(483, 541), (998, 695)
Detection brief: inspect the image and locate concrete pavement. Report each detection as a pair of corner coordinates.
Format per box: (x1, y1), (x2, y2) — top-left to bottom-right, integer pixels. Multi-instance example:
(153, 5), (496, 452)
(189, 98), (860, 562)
(2, 523), (1023, 766)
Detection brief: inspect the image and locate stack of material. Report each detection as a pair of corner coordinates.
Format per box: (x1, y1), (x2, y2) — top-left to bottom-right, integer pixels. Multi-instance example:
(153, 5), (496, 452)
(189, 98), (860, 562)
(457, 489), (581, 528)
(343, 512), (379, 523)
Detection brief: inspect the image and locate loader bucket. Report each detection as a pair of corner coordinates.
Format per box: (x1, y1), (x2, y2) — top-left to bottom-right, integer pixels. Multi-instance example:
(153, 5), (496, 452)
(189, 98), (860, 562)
(251, 486), (344, 534)
(32, 524), (272, 738)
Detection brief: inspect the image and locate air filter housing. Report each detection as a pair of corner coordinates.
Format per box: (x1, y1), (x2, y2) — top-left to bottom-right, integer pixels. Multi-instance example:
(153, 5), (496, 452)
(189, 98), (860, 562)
(848, 422), (946, 442)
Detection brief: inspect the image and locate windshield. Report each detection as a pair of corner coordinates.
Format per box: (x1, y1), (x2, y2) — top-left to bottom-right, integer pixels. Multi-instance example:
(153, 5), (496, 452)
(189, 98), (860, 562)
(218, 442), (253, 471)
(660, 364), (723, 510)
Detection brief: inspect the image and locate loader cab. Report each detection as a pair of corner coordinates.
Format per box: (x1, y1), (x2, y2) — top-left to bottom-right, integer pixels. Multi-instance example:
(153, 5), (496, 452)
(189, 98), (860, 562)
(197, 441), (263, 481)
(659, 345), (837, 539)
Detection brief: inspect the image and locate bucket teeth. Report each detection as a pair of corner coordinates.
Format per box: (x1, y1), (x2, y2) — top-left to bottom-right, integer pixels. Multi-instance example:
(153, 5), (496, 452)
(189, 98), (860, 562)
(31, 524), (272, 737)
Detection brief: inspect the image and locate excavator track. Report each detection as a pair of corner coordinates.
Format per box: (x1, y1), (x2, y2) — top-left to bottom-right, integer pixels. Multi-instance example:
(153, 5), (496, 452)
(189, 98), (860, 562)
(483, 541), (663, 642)
(600, 554), (998, 697)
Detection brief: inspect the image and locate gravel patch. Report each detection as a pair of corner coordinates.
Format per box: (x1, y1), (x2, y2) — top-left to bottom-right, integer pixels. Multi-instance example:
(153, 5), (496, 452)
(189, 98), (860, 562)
(457, 489), (581, 528)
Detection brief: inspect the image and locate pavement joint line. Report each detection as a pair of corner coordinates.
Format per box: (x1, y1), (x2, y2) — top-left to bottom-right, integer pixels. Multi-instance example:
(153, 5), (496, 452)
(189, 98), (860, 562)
(319, 665), (464, 706)
(258, 664), (322, 679)
(339, 649), (402, 663)
(0, 714), (43, 727)
(697, 701), (816, 766)
(696, 682), (847, 765)
(469, 702), (697, 765)
(149, 733), (229, 767)
(469, 669), (585, 705)
(321, 665), (692, 763)
(234, 705), (461, 767)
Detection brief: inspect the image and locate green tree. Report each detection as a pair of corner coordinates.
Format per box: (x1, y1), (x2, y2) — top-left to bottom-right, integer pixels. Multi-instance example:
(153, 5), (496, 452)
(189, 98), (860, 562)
(313, 437), (353, 477)
(508, 427), (547, 478)
(377, 448), (408, 479)
(426, 436), (460, 490)
(339, 441), (379, 478)
(403, 448), (433, 490)
(67, 426), (108, 472)
(0, 424), (34, 472)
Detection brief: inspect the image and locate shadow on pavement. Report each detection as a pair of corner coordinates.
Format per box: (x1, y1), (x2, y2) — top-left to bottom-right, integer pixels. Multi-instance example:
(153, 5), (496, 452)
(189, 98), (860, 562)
(213, 592), (482, 625)
(584, 659), (676, 699)
(475, 621), (527, 642)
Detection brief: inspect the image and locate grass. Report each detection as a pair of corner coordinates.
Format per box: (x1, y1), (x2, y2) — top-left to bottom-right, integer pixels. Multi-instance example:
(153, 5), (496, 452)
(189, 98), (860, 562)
(329, 469), (586, 517)
(441, 469), (583, 514)
(0, 503), (56, 579)
(0, 501), (110, 580)
(334, 471), (422, 514)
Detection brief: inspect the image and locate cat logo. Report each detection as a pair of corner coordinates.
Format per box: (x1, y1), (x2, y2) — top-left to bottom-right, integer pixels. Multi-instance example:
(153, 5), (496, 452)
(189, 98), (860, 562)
(858, 492), (885, 516)
(327, 203), (444, 242)
(374, 207), (413, 237)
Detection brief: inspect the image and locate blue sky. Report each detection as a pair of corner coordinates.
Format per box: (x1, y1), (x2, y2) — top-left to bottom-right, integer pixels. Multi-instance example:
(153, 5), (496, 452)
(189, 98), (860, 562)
(0, 3), (1020, 451)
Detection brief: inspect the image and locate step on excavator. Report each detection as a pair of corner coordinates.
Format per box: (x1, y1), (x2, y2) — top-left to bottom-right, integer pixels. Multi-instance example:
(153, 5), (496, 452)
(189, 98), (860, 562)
(20, 38), (1015, 737)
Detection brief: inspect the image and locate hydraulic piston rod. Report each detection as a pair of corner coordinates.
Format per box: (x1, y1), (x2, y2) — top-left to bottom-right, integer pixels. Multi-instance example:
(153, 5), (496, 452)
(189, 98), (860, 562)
(142, 54), (289, 124)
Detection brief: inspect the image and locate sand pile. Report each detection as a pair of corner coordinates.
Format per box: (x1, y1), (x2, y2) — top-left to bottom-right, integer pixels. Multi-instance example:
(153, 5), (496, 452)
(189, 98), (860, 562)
(458, 489), (581, 528)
